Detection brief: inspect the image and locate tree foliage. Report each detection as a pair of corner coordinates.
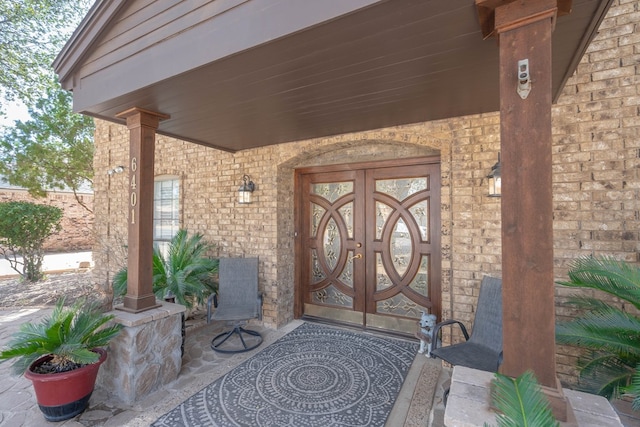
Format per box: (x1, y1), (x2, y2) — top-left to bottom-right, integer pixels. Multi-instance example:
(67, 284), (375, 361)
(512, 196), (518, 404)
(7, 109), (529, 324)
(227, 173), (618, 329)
(0, 0), (91, 113)
(0, 201), (62, 282)
(0, 86), (94, 208)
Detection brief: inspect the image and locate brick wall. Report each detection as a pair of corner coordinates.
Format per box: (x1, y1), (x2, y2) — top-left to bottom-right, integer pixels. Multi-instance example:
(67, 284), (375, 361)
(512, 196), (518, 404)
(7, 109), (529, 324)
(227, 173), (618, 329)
(0, 188), (94, 252)
(91, 0), (640, 385)
(551, 0), (640, 384)
(92, 123), (450, 326)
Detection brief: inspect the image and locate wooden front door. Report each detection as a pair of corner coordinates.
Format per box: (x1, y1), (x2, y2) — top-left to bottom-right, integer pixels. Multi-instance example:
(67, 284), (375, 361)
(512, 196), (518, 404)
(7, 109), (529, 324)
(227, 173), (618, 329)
(295, 157), (441, 335)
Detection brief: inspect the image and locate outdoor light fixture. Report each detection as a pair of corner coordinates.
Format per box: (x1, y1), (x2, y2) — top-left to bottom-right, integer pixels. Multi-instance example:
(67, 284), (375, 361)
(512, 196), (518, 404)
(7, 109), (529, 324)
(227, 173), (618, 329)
(107, 165), (125, 176)
(517, 58), (531, 99)
(238, 174), (255, 204)
(487, 153), (501, 197)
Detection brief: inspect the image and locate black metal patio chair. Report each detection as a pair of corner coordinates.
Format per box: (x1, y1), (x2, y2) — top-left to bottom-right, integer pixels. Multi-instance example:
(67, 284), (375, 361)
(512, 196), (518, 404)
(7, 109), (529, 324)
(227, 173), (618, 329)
(430, 276), (503, 373)
(207, 257), (263, 353)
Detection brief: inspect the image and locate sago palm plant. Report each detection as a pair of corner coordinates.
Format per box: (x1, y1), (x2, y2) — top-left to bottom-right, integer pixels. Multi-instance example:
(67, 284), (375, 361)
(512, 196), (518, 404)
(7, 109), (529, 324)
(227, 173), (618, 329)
(555, 255), (640, 409)
(485, 370), (559, 427)
(113, 229), (218, 309)
(0, 298), (123, 375)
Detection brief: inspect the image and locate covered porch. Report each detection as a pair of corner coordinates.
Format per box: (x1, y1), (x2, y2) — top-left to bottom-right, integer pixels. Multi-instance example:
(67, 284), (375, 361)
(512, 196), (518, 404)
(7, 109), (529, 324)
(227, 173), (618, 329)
(53, 0), (624, 423)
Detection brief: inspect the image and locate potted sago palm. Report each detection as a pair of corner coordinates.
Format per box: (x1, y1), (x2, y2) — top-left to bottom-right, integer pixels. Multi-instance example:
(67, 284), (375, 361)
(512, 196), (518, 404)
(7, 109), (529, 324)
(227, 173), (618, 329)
(0, 298), (123, 422)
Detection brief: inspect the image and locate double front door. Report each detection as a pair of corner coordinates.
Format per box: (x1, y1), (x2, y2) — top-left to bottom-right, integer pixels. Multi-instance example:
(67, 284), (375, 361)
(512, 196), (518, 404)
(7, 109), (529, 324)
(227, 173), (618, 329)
(296, 157), (441, 335)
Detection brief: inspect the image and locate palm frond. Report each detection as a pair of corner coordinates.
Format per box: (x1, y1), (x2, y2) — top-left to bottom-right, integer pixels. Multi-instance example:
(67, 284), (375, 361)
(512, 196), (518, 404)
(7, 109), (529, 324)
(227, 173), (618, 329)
(556, 306), (640, 355)
(0, 297), (122, 375)
(50, 298), (66, 320)
(64, 347), (101, 365)
(561, 296), (613, 312)
(490, 371), (559, 427)
(556, 255), (640, 404)
(6, 349), (49, 376)
(576, 352), (635, 399)
(112, 267), (128, 297)
(625, 367), (640, 410)
(83, 323), (123, 348)
(557, 256), (640, 310)
(112, 229), (218, 309)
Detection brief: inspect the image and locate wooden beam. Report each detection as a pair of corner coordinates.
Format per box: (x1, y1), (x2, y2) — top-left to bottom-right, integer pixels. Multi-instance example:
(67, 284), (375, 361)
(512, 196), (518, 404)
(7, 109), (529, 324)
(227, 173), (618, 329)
(496, 0), (557, 387)
(115, 107), (170, 313)
(490, 0), (573, 422)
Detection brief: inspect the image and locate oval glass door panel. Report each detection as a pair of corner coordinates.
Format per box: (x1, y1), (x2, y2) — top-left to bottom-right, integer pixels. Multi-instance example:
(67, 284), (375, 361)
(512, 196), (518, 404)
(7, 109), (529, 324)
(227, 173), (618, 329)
(322, 217), (341, 271)
(409, 255), (429, 297)
(390, 217), (411, 277)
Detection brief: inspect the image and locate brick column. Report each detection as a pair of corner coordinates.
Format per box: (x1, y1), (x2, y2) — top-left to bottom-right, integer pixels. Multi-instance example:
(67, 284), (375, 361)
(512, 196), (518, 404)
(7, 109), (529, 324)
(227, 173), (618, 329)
(115, 107), (169, 313)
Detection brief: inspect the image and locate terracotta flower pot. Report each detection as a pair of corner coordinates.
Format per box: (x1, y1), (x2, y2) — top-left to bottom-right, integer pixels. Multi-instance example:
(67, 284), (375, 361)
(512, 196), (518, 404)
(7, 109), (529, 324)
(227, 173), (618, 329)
(24, 348), (107, 422)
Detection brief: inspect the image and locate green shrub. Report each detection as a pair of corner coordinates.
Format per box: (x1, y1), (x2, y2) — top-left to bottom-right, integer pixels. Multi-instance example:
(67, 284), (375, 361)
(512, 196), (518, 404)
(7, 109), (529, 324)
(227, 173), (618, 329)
(0, 201), (62, 282)
(113, 229), (218, 309)
(556, 256), (640, 410)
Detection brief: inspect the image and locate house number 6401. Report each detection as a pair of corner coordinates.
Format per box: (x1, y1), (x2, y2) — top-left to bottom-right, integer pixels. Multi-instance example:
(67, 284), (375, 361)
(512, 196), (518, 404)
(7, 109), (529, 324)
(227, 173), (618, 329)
(130, 157), (138, 224)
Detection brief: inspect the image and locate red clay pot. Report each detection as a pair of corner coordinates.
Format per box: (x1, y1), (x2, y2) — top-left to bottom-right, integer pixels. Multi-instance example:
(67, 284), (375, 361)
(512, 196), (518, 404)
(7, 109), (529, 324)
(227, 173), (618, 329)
(24, 348), (107, 422)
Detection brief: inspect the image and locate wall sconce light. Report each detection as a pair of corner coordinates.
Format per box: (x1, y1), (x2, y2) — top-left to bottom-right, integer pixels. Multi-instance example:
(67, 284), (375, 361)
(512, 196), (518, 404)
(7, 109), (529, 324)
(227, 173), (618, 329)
(238, 174), (255, 204)
(517, 58), (531, 99)
(487, 153), (501, 197)
(108, 165), (125, 176)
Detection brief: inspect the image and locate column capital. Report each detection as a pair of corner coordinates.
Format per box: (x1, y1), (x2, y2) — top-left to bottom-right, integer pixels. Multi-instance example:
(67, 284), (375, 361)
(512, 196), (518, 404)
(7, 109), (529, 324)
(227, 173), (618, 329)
(116, 107), (170, 129)
(476, 0), (571, 39)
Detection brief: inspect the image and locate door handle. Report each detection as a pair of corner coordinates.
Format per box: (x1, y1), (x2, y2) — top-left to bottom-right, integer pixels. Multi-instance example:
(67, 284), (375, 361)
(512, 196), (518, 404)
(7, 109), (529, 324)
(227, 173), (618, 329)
(349, 253), (363, 261)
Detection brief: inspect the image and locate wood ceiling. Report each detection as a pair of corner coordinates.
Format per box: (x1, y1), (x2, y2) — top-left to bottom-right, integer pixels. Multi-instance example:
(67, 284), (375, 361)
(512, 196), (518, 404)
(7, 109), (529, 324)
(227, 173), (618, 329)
(55, 0), (612, 152)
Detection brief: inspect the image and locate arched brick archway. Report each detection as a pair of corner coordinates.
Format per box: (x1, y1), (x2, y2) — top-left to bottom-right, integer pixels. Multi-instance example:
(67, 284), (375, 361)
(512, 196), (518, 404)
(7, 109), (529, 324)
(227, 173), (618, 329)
(274, 138), (442, 327)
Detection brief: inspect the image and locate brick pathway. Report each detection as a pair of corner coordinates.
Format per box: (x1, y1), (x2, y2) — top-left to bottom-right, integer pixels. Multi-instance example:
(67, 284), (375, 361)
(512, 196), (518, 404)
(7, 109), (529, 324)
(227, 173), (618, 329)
(0, 308), (53, 427)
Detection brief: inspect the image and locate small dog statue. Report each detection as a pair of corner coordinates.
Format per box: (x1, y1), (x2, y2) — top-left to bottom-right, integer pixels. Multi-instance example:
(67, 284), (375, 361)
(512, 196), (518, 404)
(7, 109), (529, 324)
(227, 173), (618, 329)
(416, 311), (438, 357)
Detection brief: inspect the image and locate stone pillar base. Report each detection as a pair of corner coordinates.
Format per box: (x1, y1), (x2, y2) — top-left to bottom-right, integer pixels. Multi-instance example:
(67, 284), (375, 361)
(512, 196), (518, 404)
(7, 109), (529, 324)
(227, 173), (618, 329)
(444, 366), (623, 426)
(97, 301), (186, 405)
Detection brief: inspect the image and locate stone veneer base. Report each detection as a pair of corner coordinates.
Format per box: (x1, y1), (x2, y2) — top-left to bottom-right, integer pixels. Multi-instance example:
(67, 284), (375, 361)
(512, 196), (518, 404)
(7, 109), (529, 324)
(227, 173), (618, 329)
(444, 366), (623, 427)
(97, 301), (186, 405)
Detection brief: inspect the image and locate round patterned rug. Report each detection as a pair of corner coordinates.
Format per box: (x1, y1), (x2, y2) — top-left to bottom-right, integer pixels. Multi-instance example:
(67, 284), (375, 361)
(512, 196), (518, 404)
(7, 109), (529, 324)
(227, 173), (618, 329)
(153, 322), (417, 427)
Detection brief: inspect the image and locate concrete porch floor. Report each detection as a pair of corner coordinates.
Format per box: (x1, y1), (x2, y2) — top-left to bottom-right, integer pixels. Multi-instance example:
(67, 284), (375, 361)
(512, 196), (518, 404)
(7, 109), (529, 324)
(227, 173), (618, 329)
(0, 308), (450, 427)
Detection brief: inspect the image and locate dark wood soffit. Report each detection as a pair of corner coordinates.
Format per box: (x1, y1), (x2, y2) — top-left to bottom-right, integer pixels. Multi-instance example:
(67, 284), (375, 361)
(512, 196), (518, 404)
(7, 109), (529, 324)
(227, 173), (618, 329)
(68, 0), (612, 153)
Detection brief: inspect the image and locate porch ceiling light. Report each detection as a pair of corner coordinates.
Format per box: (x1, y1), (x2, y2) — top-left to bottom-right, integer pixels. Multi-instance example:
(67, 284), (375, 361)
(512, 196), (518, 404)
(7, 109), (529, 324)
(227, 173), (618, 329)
(238, 174), (255, 204)
(487, 153), (501, 197)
